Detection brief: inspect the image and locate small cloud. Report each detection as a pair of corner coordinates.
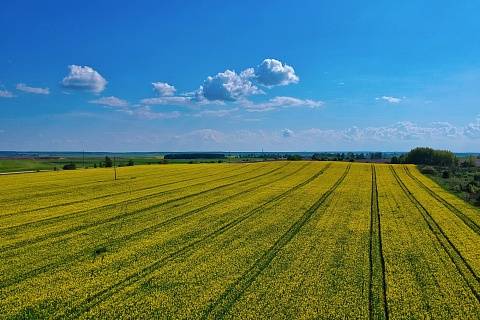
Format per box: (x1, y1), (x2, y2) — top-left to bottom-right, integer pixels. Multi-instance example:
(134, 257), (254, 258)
(243, 96), (323, 112)
(194, 108), (239, 118)
(0, 90), (15, 98)
(88, 96), (129, 107)
(255, 59), (299, 87)
(16, 83), (50, 95)
(139, 96), (193, 106)
(174, 129), (227, 144)
(61, 65), (107, 94)
(152, 82), (176, 97)
(375, 96), (401, 103)
(282, 128), (294, 138)
(117, 105), (181, 119)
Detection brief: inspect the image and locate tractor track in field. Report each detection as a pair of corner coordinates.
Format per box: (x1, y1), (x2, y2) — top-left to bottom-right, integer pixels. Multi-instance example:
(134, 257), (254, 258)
(0, 163), (312, 290)
(201, 164), (351, 319)
(0, 162), (266, 221)
(0, 163), (300, 289)
(0, 163), (280, 249)
(368, 165), (388, 320)
(61, 163), (334, 318)
(1, 161), (251, 205)
(403, 166), (480, 236)
(390, 166), (480, 303)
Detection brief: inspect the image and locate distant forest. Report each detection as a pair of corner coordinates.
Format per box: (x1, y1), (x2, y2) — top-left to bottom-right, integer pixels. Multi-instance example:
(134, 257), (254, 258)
(164, 153), (226, 160)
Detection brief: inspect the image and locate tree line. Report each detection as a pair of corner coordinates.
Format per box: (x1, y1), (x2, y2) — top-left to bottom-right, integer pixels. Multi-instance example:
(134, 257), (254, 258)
(164, 153), (226, 160)
(390, 147), (458, 166)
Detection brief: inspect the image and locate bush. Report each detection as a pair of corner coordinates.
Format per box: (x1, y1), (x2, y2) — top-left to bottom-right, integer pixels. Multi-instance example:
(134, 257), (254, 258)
(442, 170), (450, 179)
(420, 166), (436, 174)
(287, 154), (302, 161)
(63, 161), (76, 170)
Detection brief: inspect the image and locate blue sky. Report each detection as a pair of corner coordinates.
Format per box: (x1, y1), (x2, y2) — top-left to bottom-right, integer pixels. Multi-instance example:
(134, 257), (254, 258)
(1, 1), (480, 152)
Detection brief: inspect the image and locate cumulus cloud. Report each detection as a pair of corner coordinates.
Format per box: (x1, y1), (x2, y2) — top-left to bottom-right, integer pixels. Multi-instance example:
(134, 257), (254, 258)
(142, 58), (301, 106)
(0, 90), (15, 98)
(255, 59), (299, 87)
(88, 96), (129, 107)
(243, 96), (323, 112)
(152, 82), (176, 97)
(375, 96), (401, 103)
(16, 83), (50, 95)
(196, 69), (264, 102)
(282, 128), (294, 138)
(464, 115), (480, 139)
(61, 65), (107, 93)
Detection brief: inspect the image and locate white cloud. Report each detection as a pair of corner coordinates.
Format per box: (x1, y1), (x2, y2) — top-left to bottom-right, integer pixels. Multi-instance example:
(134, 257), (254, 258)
(243, 96), (323, 112)
(282, 128), (294, 138)
(173, 129), (227, 144)
(197, 69), (264, 102)
(375, 96), (401, 103)
(139, 96), (194, 107)
(16, 83), (50, 95)
(464, 115), (480, 139)
(89, 96), (129, 107)
(193, 108), (239, 118)
(117, 105), (181, 119)
(61, 65), (107, 93)
(255, 59), (299, 87)
(152, 82), (176, 97)
(143, 58), (300, 105)
(0, 90), (15, 98)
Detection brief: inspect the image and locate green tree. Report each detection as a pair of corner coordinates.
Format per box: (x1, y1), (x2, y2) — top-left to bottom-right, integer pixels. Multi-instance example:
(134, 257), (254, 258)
(105, 156), (113, 168)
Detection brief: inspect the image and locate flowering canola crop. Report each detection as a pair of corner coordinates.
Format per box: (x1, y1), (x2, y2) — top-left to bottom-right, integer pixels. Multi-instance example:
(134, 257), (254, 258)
(0, 162), (479, 319)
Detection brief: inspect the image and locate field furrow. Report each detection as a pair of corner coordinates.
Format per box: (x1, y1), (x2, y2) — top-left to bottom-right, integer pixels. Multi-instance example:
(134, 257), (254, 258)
(0, 162), (271, 226)
(63, 162), (333, 318)
(376, 165), (480, 318)
(390, 166), (480, 302)
(202, 164), (351, 319)
(403, 166), (480, 235)
(0, 162), (298, 289)
(369, 165), (388, 320)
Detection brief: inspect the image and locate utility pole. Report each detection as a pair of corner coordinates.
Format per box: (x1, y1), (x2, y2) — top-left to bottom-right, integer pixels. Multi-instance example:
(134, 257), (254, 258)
(114, 156), (117, 180)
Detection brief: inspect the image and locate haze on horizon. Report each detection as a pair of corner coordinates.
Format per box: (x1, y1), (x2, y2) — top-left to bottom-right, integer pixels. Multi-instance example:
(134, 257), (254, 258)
(1, 1), (480, 153)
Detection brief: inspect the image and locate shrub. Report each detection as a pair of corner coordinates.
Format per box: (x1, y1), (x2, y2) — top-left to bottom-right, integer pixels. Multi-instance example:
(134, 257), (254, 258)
(420, 166), (436, 174)
(442, 171), (450, 179)
(63, 161), (76, 170)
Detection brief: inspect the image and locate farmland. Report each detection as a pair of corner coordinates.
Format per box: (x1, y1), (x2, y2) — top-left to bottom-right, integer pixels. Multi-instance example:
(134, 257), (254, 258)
(0, 162), (479, 319)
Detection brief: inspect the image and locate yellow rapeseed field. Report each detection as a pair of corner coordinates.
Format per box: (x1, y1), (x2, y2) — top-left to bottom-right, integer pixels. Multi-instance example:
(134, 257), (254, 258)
(0, 162), (479, 319)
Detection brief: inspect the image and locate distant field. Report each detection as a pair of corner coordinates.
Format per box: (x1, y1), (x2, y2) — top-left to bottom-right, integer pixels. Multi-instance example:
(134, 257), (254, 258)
(0, 162), (479, 318)
(0, 154), (254, 173)
(0, 155), (162, 173)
